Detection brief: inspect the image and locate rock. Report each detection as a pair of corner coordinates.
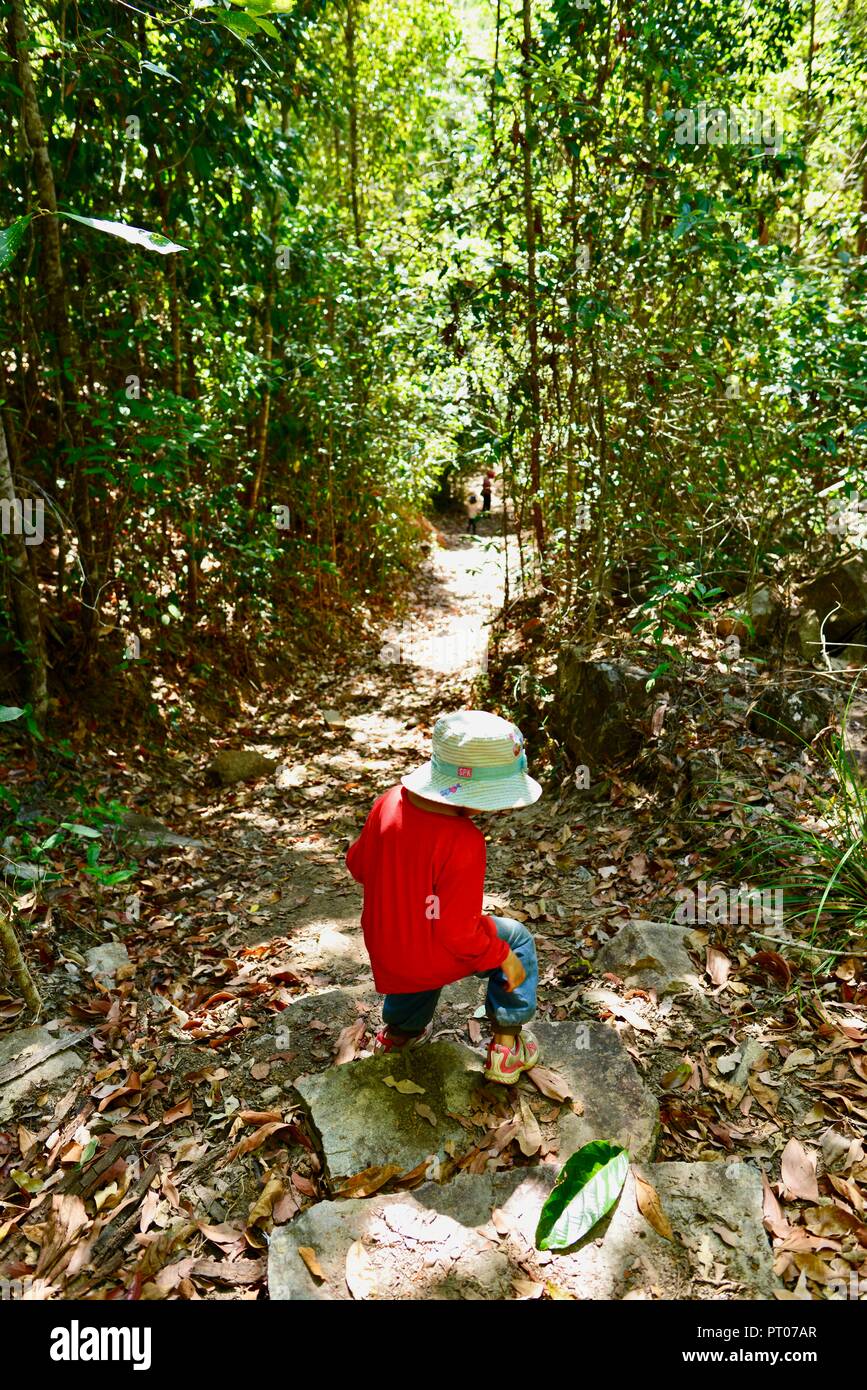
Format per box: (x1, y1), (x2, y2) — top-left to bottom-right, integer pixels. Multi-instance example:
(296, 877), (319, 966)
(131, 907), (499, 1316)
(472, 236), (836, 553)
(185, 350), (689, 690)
(268, 1159), (779, 1301)
(748, 685), (836, 745)
(555, 650), (671, 770)
(293, 1021), (658, 1186)
(206, 750), (278, 786)
(529, 1021), (659, 1161)
(84, 941), (131, 983)
(116, 813), (206, 849)
(322, 709), (347, 729)
(294, 1042), (481, 1185)
(790, 607), (823, 661)
(0, 1024), (83, 1123)
(799, 557), (867, 642)
(594, 920), (703, 997)
(746, 585), (786, 645)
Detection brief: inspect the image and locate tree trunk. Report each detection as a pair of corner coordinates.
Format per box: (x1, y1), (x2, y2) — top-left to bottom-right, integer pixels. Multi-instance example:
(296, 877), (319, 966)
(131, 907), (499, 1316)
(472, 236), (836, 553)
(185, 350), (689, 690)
(0, 909), (42, 1016)
(344, 0), (363, 245)
(0, 413), (48, 718)
(520, 0), (545, 567)
(8, 0), (99, 650)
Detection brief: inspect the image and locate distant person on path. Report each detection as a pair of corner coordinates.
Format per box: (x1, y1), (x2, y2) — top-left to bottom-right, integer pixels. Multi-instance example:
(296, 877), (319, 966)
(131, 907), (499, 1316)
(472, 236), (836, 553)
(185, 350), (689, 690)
(346, 710), (542, 1083)
(465, 489), (482, 535)
(482, 471), (493, 513)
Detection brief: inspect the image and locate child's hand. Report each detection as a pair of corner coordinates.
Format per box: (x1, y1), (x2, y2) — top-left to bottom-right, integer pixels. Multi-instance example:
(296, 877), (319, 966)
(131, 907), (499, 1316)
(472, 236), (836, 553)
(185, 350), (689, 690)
(501, 949), (527, 993)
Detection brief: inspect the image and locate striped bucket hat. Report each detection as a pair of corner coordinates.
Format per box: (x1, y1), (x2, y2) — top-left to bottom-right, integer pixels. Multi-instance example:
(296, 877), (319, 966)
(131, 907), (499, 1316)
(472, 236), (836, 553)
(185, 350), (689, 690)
(402, 710), (542, 812)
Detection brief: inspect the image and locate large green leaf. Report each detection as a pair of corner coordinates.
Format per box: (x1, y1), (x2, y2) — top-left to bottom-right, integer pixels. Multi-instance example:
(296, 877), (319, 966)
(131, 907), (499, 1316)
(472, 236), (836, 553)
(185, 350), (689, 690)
(535, 1141), (629, 1251)
(0, 216), (33, 273)
(59, 212), (185, 255)
(0, 705), (25, 722)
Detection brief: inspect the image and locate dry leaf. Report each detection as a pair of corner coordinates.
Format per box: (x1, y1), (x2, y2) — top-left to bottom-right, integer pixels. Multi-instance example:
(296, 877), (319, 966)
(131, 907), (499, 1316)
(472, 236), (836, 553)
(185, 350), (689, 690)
(334, 1164), (401, 1198)
(345, 1239), (377, 1300)
(527, 1066), (574, 1103)
(780, 1138), (820, 1202)
(162, 1097), (193, 1126)
(226, 1121), (290, 1161)
(334, 1018), (366, 1066)
(705, 946), (731, 986)
(517, 1098), (542, 1157)
(780, 1049), (815, 1074)
(414, 1102), (437, 1126)
(383, 1075), (425, 1095)
(250, 1061), (270, 1081)
(633, 1169), (674, 1241)
(298, 1246), (324, 1280)
(512, 1278), (544, 1298)
(468, 1019), (482, 1044)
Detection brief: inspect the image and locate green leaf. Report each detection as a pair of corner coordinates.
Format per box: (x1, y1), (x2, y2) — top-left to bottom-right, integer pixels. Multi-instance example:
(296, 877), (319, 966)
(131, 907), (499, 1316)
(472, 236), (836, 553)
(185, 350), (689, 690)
(59, 211), (186, 255)
(141, 60), (181, 84)
(59, 822), (103, 838)
(0, 705), (25, 722)
(79, 1137), (99, 1166)
(11, 1168), (42, 1194)
(535, 1141), (629, 1251)
(0, 216), (32, 273)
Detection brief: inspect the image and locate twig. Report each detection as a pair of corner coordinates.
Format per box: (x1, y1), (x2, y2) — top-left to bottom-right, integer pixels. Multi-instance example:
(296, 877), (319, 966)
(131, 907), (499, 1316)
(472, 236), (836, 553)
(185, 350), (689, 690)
(749, 931), (867, 958)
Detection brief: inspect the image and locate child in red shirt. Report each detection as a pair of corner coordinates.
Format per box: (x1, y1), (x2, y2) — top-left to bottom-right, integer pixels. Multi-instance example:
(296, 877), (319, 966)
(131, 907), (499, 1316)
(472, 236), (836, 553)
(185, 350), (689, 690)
(346, 709), (542, 1084)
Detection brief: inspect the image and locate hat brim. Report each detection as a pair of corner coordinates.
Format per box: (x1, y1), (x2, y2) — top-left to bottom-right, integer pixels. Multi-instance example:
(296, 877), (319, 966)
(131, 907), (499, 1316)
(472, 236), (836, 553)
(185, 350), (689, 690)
(401, 761), (542, 812)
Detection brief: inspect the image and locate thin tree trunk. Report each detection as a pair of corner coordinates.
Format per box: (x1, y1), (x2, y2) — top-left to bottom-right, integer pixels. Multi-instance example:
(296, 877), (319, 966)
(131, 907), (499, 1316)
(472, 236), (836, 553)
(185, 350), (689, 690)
(0, 909), (42, 1016)
(520, 0), (545, 568)
(0, 414), (48, 717)
(8, 0), (99, 650)
(345, 0), (362, 246)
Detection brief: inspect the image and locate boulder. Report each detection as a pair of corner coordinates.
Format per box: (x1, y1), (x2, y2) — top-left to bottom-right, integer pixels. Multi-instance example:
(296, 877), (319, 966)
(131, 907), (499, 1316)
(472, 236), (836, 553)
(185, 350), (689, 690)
(593, 920), (703, 996)
(268, 1159), (779, 1301)
(555, 650), (670, 770)
(748, 684), (836, 745)
(529, 1020), (659, 1161)
(799, 557), (867, 642)
(206, 750), (278, 785)
(292, 1021), (658, 1187)
(0, 1024), (84, 1123)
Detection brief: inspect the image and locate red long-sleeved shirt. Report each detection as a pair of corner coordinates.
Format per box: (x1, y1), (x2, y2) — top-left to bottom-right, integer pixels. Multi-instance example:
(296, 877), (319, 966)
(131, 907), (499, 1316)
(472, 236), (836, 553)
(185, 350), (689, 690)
(345, 784), (508, 993)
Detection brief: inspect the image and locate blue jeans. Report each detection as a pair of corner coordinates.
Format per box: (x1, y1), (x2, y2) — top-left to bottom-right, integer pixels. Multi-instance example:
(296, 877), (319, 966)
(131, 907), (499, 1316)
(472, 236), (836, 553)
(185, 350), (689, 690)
(382, 916), (537, 1034)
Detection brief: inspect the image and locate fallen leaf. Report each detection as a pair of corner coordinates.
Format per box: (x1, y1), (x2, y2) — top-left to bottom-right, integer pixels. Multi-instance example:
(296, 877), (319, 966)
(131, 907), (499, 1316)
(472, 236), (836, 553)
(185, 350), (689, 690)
(345, 1239), (377, 1299)
(250, 1061), (270, 1081)
(298, 1246), (324, 1280)
(527, 1066), (574, 1103)
(633, 1169), (674, 1241)
(516, 1097), (542, 1157)
(780, 1049), (815, 1074)
(706, 947), (731, 986)
(512, 1278), (544, 1298)
(780, 1138), (820, 1202)
(414, 1102), (437, 1127)
(162, 1097), (193, 1126)
(334, 1164), (401, 1198)
(334, 1019), (366, 1066)
(383, 1075), (425, 1095)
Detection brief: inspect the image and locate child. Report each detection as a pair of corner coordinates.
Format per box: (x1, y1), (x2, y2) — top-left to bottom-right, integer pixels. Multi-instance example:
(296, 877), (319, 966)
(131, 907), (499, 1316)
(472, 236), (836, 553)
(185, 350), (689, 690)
(346, 709), (542, 1083)
(465, 490), (482, 535)
(482, 471), (493, 513)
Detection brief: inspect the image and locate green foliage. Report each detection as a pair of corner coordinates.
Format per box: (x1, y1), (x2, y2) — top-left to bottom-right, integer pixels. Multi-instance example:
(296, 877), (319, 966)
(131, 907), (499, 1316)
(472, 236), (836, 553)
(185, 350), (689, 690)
(535, 1140), (630, 1251)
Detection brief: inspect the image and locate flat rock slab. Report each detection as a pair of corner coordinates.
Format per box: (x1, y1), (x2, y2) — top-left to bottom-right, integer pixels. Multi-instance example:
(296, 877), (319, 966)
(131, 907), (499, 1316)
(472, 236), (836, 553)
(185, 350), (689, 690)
(293, 1021), (658, 1186)
(530, 1021), (658, 1161)
(268, 1159), (778, 1300)
(594, 920), (703, 996)
(84, 942), (131, 983)
(295, 1042), (481, 1185)
(0, 1024), (83, 1122)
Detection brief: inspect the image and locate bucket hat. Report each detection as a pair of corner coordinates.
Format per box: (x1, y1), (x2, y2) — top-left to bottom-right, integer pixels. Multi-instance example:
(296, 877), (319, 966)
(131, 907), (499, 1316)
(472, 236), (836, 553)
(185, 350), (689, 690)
(401, 709), (542, 811)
